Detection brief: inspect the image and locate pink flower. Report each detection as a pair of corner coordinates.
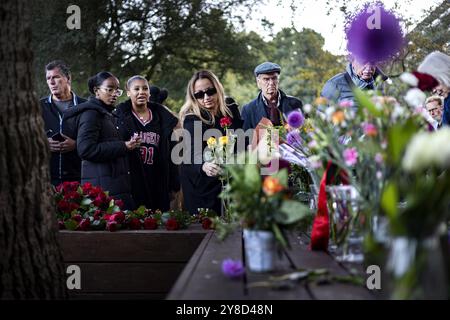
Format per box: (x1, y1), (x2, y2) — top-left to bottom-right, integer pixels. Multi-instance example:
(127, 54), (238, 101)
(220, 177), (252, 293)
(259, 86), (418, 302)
(343, 148), (358, 166)
(339, 99), (354, 108)
(78, 218), (91, 231)
(374, 153), (384, 164)
(362, 122), (378, 137)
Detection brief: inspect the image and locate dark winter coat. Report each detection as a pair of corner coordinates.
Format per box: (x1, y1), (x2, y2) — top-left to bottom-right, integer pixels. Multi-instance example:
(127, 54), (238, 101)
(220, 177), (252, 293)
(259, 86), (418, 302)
(241, 90), (303, 130)
(40, 93), (86, 185)
(180, 104), (243, 215)
(114, 100), (180, 211)
(63, 97), (134, 209)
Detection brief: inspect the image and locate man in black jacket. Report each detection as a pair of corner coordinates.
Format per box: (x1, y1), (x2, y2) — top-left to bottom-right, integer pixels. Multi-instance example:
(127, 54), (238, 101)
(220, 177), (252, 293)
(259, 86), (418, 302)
(40, 60), (85, 186)
(241, 62), (303, 130)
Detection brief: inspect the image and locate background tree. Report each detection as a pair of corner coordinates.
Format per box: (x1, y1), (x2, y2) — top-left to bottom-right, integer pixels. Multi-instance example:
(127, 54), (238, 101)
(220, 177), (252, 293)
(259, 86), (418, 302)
(0, 0), (66, 299)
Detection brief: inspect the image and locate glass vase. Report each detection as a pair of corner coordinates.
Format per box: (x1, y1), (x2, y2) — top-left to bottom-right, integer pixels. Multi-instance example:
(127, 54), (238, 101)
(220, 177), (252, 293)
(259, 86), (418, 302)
(385, 230), (449, 300)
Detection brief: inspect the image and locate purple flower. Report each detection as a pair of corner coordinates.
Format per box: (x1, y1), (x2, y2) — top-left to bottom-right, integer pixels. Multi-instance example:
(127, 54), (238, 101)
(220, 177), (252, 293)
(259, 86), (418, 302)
(287, 110), (304, 128)
(286, 131), (303, 148)
(343, 148), (358, 166)
(221, 259), (244, 278)
(345, 3), (406, 64)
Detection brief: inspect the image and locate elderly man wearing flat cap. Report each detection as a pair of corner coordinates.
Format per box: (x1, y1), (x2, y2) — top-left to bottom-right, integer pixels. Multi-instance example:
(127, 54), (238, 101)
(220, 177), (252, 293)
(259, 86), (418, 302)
(241, 62), (303, 130)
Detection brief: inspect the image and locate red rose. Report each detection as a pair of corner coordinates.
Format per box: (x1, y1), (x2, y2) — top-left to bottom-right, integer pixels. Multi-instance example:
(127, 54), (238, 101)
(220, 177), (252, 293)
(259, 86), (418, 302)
(129, 218), (142, 230)
(69, 202), (80, 212)
(57, 200), (71, 213)
(201, 217), (213, 230)
(106, 221), (118, 232)
(82, 182), (93, 194)
(66, 191), (81, 201)
(144, 218), (158, 230)
(78, 218), (91, 231)
(115, 199), (124, 209)
(94, 210), (102, 221)
(72, 215), (82, 223)
(220, 116), (232, 128)
(165, 218), (179, 231)
(88, 186), (103, 198)
(112, 211), (125, 224)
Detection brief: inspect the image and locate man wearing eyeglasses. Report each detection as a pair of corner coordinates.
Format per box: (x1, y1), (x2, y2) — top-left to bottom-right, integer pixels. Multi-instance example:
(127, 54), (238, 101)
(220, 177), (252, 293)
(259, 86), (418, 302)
(241, 61), (303, 130)
(40, 60), (86, 186)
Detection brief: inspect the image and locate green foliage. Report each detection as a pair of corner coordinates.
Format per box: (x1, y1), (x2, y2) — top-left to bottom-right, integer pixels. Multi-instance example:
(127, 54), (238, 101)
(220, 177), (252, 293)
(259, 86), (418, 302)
(218, 152), (313, 246)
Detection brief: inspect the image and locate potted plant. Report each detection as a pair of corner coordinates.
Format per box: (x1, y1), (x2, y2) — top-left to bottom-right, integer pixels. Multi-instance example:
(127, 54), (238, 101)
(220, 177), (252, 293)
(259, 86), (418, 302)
(216, 152), (312, 272)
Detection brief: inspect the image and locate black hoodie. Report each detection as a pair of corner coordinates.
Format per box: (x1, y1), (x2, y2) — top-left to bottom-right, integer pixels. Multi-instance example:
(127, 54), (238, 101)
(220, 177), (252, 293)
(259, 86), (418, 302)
(114, 100), (180, 211)
(64, 97), (135, 209)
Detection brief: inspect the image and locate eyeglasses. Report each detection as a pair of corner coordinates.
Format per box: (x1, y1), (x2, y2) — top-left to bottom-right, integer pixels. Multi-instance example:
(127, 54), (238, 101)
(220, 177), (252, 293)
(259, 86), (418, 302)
(99, 87), (123, 96)
(193, 87), (217, 100)
(258, 75), (279, 84)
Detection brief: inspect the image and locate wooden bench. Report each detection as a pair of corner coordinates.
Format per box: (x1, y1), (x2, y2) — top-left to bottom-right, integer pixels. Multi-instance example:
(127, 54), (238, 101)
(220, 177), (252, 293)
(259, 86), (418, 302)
(58, 225), (209, 299)
(168, 230), (375, 300)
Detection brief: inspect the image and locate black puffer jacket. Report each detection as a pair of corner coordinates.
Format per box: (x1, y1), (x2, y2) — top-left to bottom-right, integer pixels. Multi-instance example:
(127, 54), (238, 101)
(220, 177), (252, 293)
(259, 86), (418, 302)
(64, 97), (135, 209)
(114, 100), (180, 211)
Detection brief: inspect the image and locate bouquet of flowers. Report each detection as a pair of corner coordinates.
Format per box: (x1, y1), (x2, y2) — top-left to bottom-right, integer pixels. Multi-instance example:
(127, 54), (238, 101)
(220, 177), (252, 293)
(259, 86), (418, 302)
(217, 152), (312, 247)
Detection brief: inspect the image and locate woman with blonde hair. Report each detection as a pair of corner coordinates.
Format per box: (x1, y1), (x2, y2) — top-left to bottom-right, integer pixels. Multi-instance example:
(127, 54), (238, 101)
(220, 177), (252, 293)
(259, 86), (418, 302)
(179, 70), (242, 215)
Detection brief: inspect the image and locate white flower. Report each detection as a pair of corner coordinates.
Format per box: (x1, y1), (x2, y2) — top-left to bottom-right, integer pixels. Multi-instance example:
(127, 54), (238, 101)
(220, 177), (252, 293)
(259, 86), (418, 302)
(404, 88), (426, 108)
(400, 72), (419, 87)
(307, 155), (322, 169)
(324, 106), (335, 121)
(402, 128), (450, 171)
(303, 104), (312, 114)
(391, 104), (406, 121)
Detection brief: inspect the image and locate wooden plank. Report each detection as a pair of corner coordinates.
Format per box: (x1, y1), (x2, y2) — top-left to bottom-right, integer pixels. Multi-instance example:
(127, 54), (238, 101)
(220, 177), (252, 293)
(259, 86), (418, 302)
(167, 232), (214, 300)
(245, 249), (312, 300)
(167, 230), (247, 300)
(65, 262), (185, 293)
(285, 233), (374, 300)
(58, 227), (208, 262)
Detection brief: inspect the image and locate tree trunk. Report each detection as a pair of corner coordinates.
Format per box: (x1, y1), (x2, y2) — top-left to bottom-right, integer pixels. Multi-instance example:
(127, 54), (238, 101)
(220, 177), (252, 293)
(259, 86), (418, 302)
(0, 0), (66, 299)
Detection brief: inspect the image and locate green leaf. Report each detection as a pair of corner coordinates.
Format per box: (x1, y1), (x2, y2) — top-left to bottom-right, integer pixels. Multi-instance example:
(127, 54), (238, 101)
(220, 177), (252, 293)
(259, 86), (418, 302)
(353, 88), (381, 117)
(244, 163), (261, 190)
(381, 181), (398, 220)
(276, 200), (312, 225)
(387, 120), (419, 165)
(272, 223), (287, 247)
(272, 168), (289, 187)
(64, 220), (78, 231)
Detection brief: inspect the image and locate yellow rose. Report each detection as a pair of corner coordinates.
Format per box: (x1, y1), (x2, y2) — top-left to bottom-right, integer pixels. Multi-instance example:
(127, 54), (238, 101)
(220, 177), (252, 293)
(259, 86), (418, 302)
(219, 136), (229, 145)
(207, 137), (217, 148)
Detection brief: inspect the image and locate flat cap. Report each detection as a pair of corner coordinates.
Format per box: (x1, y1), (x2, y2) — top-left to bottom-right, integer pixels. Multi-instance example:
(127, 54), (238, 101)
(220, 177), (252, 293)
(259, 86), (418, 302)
(254, 61), (281, 77)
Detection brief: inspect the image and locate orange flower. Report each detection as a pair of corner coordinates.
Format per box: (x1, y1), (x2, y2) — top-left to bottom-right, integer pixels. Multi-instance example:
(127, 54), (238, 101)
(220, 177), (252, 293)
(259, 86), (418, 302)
(331, 110), (345, 125)
(263, 176), (284, 196)
(314, 97), (328, 106)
